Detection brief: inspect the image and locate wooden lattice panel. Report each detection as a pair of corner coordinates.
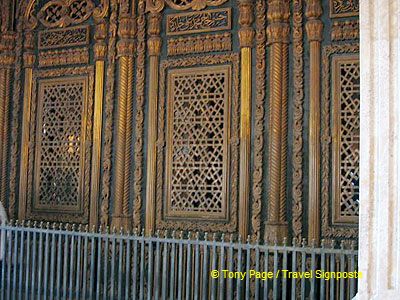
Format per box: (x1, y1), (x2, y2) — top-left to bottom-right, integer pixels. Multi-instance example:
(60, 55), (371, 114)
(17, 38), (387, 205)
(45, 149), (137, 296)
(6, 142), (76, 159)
(33, 77), (89, 213)
(332, 56), (360, 224)
(165, 65), (231, 220)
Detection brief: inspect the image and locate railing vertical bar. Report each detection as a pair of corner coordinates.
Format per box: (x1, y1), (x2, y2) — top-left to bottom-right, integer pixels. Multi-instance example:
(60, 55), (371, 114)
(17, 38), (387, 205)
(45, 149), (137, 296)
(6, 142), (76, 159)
(43, 226), (50, 300)
(82, 229), (89, 300)
(31, 226), (38, 300)
(282, 240), (288, 300)
(349, 251), (356, 298)
(110, 233), (116, 299)
(329, 250), (335, 300)
(339, 243), (345, 300)
(18, 226), (25, 300)
(193, 235), (200, 300)
(0, 225), (6, 300)
(185, 236), (192, 300)
(96, 230), (102, 300)
(263, 248), (269, 299)
(228, 236), (235, 300)
(55, 230), (62, 300)
(177, 236), (184, 300)
(147, 238), (154, 300)
(12, 225), (19, 300)
(68, 228), (76, 300)
(300, 244), (306, 300)
(161, 236), (168, 300)
(310, 242), (316, 300)
(102, 229), (109, 300)
(154, 234), (161, 300)
(245, 239), (251, 300)
(254, 241), (260, 299)
(11, 226), (18, 299)
(210, 237), (217, 300)
(75, 228), (83, 300)
(125, 238), (131, 300)
(49, 228), (56, 300)
(37, 225), (44, 300)
(62, 228), (69, 300)
(139, 235), (145, 300)
(117, 236), (123, 300)
(218, 235), (226, 300)
(273, 247), (278, 300)
(201, 235), (209, 300)
(291, 241), (297, 300)
(236, 239), (243, 299)
(6, 227), (13, 300)
(131, 237), (138, 300)
(320, 242), (326, 300)
(169, 237), (176, 300)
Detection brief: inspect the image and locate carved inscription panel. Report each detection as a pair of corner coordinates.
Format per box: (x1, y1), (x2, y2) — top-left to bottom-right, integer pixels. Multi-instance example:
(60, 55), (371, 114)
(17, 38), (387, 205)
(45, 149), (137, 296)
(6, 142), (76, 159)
(165, 65), (231, 220)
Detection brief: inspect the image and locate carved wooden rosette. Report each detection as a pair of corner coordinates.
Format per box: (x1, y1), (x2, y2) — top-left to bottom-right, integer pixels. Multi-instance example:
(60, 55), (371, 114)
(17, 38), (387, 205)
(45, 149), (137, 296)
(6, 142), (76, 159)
(112, 10), (136, 230)
(0, 32), (15, 208)
(305, 0), (323, 244)
(145, 11), (162, 235)
(238, 0), (254, 238)
(265, 0), (290, 243)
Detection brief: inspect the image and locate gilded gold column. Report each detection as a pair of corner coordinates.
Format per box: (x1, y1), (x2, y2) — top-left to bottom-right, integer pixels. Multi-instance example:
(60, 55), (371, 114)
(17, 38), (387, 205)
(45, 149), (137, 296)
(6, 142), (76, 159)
(265, 0), (290, 242)
(18, 30), (35, 220)
(0, 33), (14, 206)
(90, 21), (107, 227)
(144, 12), (161, 235)
(238, 0), (254, 238)
(112, 15), (135, 229)
(306, 0), (323, 243)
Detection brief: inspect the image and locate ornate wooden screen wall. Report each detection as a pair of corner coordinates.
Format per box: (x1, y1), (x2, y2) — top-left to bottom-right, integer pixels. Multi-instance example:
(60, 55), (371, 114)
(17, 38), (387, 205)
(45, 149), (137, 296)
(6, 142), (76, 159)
(0, 0), (360, 242)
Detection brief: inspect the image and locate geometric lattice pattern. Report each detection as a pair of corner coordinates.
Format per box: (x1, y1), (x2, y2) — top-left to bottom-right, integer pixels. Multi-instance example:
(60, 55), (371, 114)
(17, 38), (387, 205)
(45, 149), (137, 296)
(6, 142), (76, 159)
(338, 61), (360, 217)
(166, 66), (230, 218)
(34, 78), (86, 210)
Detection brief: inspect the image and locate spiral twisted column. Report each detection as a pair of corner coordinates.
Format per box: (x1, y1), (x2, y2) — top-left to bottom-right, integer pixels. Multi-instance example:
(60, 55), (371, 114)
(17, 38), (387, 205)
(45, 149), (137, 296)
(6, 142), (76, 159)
(112, 13), (136, 230)
(265, 0), (290, 243)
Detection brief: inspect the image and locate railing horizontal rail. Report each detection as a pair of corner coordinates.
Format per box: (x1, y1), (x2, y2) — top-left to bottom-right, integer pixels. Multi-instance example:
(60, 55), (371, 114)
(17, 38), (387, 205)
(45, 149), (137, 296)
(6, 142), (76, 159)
(0, 222), (358, 299)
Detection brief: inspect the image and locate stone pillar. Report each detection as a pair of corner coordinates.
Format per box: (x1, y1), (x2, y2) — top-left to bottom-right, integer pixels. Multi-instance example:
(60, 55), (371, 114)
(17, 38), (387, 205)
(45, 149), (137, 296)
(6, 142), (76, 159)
(358, 0), (400, 298)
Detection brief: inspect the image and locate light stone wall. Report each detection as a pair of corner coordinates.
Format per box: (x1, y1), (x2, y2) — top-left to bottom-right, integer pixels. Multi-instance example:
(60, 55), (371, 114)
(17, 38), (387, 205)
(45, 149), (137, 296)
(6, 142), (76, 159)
(359, 0), (400, 298)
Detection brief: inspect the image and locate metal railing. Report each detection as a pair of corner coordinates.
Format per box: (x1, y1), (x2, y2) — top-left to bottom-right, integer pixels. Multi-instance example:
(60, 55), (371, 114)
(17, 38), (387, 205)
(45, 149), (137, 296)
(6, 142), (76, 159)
(0, 222), (358, 299)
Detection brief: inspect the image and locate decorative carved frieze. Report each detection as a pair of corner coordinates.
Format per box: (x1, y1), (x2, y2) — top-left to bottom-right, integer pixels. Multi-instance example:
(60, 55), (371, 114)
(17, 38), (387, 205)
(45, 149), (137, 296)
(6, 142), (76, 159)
(166, 8), (231, 36)
(167, 33), (231, 55)
(38, 25), (89, 50)
(330, 0), (359, 18)
(38, 47), (89, 67)
(331, 20), (359, 41)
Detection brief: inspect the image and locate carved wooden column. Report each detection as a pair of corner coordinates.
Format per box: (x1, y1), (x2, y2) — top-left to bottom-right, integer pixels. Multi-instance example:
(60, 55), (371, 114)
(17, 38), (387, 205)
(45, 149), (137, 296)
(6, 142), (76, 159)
(90, 21), (107, 227)
(112, 13), (135, 229)
(18, 28), (35, 221)
(306, 0), (323, 243)
(0, 32), (14, 206)
(265, 0), (290, 242)
(145, 11), (162, 235)
(238, 0), (254, 238)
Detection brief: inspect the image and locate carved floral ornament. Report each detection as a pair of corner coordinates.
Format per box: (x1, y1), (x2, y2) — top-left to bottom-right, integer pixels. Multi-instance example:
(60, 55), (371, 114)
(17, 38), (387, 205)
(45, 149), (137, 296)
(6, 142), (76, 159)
(22, 0), (109, 29)
(145, 0), (228, 13)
